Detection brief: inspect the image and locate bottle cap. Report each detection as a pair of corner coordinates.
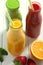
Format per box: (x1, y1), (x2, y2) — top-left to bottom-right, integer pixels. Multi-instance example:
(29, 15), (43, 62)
(6, 0), (20, 10)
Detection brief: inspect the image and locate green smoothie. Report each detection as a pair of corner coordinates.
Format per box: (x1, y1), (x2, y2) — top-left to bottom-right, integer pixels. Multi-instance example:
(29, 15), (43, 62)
(6, 0), (22, 30)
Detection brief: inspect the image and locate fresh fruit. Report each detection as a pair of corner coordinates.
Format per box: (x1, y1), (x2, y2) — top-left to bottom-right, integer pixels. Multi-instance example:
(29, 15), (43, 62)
(0, 48), (8, 62)
(31, 41), (43, 60)
(14, 56), (27, 65)
(10, 19), (22, 28)
(27, 59), (36, 65)
(14, 60), (22, 65)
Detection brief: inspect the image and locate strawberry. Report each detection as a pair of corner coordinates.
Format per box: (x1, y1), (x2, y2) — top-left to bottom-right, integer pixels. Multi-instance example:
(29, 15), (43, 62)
(14, 56), (27, 65)
(27, 59), (36, 65)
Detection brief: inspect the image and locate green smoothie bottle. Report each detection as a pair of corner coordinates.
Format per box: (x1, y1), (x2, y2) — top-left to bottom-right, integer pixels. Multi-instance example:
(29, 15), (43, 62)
(6, 0), (22, 30)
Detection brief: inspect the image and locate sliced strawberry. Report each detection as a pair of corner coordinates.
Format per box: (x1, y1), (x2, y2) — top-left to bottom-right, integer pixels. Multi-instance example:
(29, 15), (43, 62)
(14, 56), (27, 65)
(27, 59), (36, 65)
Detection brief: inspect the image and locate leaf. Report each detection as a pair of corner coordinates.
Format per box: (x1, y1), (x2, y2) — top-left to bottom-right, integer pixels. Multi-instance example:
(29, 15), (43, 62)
(14, 60), (22, 65)
(0, 53), (3, 62)
(0, 48), (8, 55)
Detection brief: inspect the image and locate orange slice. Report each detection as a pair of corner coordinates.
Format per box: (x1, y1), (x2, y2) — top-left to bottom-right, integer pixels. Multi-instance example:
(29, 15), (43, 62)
(10, 19), (22, 29)
(31, 40), (43, 60)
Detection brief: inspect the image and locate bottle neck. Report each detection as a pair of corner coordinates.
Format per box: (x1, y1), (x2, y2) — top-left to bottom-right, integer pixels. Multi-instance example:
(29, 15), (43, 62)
(9, 25), (22, 32)
(8, 9), (19, 14)
(9, 26), (23, 36)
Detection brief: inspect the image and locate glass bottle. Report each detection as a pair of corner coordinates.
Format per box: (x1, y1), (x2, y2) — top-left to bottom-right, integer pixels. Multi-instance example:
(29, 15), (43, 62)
(26, 2), (42, 38)
(7, 19), (25, 56)
(6, 0), (22, 30)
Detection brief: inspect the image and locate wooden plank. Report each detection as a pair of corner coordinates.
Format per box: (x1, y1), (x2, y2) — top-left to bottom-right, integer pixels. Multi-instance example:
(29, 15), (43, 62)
(2, 30), (14, 65)
(0, 32), (3, 47)
(0, 32), (3, 65)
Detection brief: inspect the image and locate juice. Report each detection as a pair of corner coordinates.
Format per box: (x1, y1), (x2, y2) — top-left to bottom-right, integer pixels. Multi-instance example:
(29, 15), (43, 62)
(26, 2), (42, 38)
(7, 19), (25, 56)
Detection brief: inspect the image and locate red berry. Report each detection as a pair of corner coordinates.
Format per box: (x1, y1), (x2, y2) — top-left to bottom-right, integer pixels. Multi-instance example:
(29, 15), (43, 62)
(14, 56), (27, 65)
(27, 59), (36, 65)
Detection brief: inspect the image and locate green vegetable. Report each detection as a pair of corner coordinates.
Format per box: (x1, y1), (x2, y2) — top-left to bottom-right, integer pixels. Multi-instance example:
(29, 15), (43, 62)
(0, 48), (8, 62)
(0, 48), (8, 55)
(0, 53), (3, 62)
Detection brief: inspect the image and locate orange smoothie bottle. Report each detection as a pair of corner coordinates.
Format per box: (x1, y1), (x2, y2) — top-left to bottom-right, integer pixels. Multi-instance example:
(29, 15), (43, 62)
(7, 19), (25, 56)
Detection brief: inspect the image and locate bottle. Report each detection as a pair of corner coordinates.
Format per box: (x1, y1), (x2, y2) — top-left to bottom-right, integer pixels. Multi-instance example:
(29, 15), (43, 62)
(26, 2), (42, 38)
(7, 19), (25, 56)
(6, 0), (22, 30)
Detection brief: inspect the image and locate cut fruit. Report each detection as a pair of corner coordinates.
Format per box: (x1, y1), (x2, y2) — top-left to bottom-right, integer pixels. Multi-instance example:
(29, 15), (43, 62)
(31, 40), (43, 60)
(10, 19), (22, 29)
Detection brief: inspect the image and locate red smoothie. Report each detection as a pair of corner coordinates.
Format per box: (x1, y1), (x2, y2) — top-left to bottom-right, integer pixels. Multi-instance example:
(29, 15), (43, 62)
(26, 2), (42, 38)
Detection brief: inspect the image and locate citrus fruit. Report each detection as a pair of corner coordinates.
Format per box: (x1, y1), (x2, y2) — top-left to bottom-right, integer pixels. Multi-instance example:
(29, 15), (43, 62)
(10, 19), (22, 29)
(31, 40), (43, 60)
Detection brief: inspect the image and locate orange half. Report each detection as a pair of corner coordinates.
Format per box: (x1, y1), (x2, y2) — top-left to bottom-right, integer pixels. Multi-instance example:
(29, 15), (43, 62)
(31, 40), (43, 60)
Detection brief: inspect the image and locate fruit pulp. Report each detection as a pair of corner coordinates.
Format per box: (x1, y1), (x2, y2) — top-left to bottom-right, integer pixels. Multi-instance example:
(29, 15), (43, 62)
(31, 41), (43, 60)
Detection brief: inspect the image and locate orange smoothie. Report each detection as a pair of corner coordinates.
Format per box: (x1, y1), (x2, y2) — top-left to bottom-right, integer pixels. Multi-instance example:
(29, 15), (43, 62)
(7, 19), (25, 56)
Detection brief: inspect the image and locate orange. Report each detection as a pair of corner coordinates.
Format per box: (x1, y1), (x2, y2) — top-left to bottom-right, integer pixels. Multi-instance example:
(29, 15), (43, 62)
(31, 40), (43, 60)
(10, 19), (22, 29)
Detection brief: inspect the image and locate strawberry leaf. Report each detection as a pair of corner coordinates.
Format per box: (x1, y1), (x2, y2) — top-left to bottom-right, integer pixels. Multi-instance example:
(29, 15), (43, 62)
(14, 59), (22, 65)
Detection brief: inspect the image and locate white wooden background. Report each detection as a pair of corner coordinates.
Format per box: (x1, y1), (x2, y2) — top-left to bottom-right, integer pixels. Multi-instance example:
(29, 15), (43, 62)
(0, 0), (43, 65)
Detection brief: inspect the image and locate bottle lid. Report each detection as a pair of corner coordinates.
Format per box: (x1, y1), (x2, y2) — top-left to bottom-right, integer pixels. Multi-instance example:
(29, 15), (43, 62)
(6, 0), (20, 10)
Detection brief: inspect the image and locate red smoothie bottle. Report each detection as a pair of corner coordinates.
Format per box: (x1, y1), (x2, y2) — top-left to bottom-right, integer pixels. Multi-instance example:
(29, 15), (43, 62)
(26, 2), (42, 38)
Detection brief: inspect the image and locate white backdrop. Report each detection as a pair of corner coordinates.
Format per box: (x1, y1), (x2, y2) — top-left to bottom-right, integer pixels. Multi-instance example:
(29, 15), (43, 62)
(0, 0), (43, 65)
